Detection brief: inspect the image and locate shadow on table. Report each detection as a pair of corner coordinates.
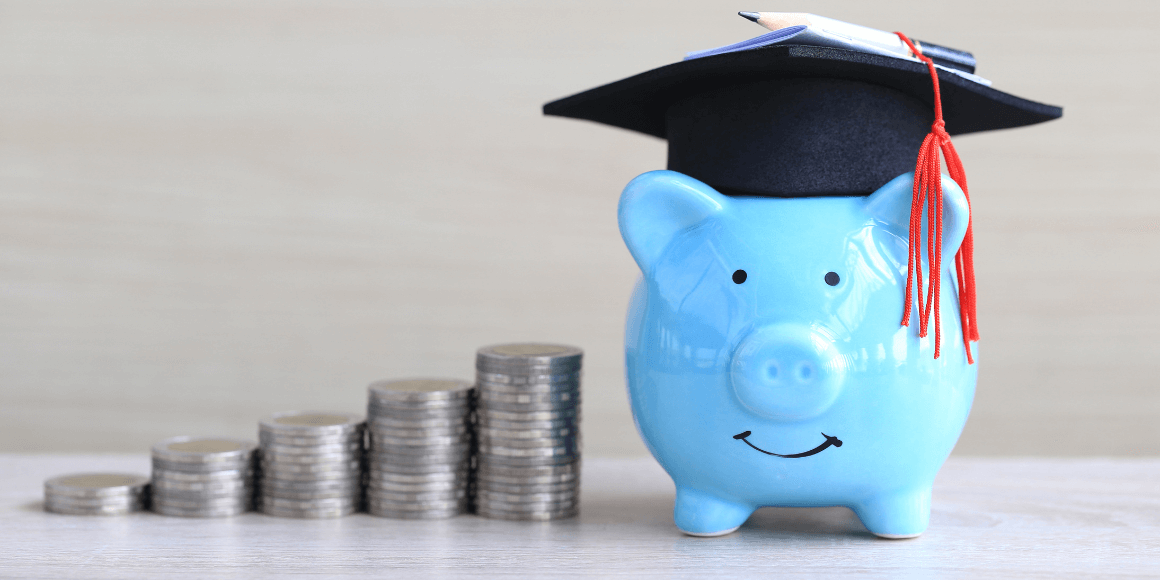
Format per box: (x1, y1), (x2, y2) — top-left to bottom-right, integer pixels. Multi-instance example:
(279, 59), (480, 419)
(19, 500), (45, 513)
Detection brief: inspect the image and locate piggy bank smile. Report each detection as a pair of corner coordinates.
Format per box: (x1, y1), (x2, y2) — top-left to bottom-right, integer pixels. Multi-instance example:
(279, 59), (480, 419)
(732, 431), (843, 458)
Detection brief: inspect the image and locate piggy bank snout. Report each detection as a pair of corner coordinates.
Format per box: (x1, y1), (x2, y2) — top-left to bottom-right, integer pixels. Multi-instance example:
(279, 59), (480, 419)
(730, 324), (845, 421)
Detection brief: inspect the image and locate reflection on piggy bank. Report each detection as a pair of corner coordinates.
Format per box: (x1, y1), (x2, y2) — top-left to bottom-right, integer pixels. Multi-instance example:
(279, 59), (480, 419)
(619, 170), (977, 538)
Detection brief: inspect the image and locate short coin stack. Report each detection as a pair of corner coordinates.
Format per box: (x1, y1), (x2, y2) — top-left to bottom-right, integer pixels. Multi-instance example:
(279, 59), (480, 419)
(365, 379), (475, 519)
(151, 436), (257, 517)
(474, 343), (582, 520)
(258, 411), (365, 518)
(44, 473), (150, 515)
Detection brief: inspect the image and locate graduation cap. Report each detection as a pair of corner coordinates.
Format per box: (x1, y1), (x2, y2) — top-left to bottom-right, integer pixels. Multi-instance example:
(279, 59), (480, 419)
(542, 18), (1062, 362)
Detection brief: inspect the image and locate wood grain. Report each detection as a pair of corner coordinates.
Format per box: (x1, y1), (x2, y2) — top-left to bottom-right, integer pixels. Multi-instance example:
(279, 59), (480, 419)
(1, 455), (1158, 578)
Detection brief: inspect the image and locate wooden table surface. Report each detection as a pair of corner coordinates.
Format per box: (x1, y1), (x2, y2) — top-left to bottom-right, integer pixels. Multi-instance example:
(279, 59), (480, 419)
(1, 454), (1157, 578)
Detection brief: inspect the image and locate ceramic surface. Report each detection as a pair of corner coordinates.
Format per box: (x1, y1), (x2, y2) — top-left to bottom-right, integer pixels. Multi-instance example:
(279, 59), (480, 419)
(619, 170), (978, 538)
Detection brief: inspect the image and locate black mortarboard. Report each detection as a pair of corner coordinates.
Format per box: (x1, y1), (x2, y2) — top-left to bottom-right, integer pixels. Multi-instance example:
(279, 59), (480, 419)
(543, 44), (1062, 197)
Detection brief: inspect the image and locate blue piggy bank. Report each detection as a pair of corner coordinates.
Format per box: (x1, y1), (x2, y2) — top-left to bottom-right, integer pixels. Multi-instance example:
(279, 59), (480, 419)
(620, 169), (978, 539)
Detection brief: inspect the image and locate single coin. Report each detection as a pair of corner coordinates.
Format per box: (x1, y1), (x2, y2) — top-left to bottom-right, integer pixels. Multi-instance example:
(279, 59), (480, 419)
(151, 457), (252, 475)
(477, 454), (579, 468)
(152, 494), (251, 510)
(44, 495), (144, 510)
(258, 449), (362, 465)
(152, 502), (249, 518)
(476, 383), (580, 397)
(259, 468), (362, 483)
(475, 488), (579, 503)
(152, 485), (251, 501)
(477, 442), (577, 456)
(476, 343), (583, 366)
(475, 505), (578, 521)
(367, 488), (468, 503)
(366, 443), (472, 458)
(367, 470), (469, 484)
(475, 371), (581, 386)
(261, 495), (359, 510)
(368, 398), (473, 412)
(365, 478), (467, 493)
(259, 441), (362, 456)
(44, 473), (150, 499)
(152, 467), (252, 483)
(476, 399), (580, 413)
(45, 500), (144, 516)
(476, 470), (577, 486)
(368, 378), (474, 402)
(368, 432), (472, 448)
(477, 390), (579, 405)
(476, 407), (579, 422)
(476, 425), (577, 439)
(260, 479), (363, 494)
(367, 415), (471, 430)
(259, 431), (363, 448)
(366, 505), (467, 519)
(260, 456), (362, 471)
(259, 411), (364, 436)
(474, 498), (578, 513)
(367, 460), (472, 475)
(367, 423), (471, 438)
(260, 486), (361, 501)
(151, 436), (257, 465)
(364, 496), (469, 510)
(260, 504), (358, 519)
(366, 408), (472, 423)
(475, 480), (577, 494)
(477, 434), (579, 449)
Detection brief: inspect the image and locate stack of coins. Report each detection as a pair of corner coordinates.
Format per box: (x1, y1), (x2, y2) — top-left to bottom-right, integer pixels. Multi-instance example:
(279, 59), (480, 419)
(365, 379), (474, 519)
(258, 411), (365, 518)
(151, 436), (257, 517)
(44, 473), (150, 515)
(474, 343), (582, 520)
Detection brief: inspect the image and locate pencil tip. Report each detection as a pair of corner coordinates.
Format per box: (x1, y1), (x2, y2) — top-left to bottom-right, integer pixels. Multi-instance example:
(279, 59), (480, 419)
(738, 11), (761, 23)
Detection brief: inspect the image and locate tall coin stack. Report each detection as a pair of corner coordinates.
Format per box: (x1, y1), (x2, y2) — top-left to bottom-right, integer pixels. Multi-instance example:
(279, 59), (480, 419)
(365, 379), (474, 519)
(151, 436), (257, 517)
(258, 411), (365, 518)
(44, 473), (149, 515)
(474, 343), (582, 520)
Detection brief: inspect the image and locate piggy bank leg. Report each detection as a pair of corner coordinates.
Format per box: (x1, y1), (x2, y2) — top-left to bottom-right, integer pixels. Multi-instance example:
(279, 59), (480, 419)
(852, 487), (932, 539)
(673, 486), (755, 537)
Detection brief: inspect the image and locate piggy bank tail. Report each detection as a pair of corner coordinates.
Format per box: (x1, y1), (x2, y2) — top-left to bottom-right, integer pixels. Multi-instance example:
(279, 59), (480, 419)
(896, 32), (979, 364)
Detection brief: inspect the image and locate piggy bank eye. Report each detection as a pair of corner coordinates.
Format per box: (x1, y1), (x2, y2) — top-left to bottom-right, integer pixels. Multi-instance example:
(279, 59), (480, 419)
(824, 272), (840, 286)
(732, 270), (747, 284)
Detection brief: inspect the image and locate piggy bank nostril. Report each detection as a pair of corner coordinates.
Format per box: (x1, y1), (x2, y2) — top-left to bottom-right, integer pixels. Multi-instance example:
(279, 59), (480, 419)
(797, 362), (814, 382)
(764, 362), (780, 381)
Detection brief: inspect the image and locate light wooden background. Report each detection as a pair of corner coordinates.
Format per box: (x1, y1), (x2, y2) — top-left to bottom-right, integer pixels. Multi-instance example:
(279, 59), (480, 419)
(1, 0), (1156, 456)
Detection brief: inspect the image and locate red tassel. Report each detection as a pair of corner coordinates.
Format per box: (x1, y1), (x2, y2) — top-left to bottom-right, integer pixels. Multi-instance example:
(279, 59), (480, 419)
(895, 32), (978, 364)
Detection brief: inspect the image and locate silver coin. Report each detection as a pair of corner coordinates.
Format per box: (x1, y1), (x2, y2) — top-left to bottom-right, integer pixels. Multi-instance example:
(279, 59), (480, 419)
(367, 415), (471, 430)
(367, 469), (468, 484)
(151, 457), (252, 475)
(476, 418), (578, 433)
(477, 389), (579, 405)
(366, 505), (467, 519)
(367, 488), (468, 503)
(152, 467), (252, 482)
(475, 493), (579, 508)
(475, 487), (579, 502)
(476, 425), (577, 439)
(476, 471), (577, 487)
(45, 501), (144, 516)
(365, 478), (467, 493)
(476, 370), (581, 385)
(259, 431), (363, 448)
(260, 478), (362, 494)
(152, 502), (249, 518)
(368, 432), (472, 448)
(152, 479), (251, 496)
(475, 505), (578, 521)
(364, 496), (469, 510)
(476, 343), (583, 366)
(261, 495), (359, 510)
(474, 499), (579, 515)
(476, 383), (579, 397)
(260, 487), (360, 501)
(44, 473), (150, 499)
(476, 407), (579, 422)
(476, 399), (579, 413)
(260, 456), (362, 472)
(476, 460), (579, 475)
(259, 411), (364, 435)
(368, 397), (473, 412)
(477, 454), (579, 468)
(259, 441), (362, 456)
(475, 479), (577, 494)
(367, 422), (471, 437)
(44, 495), (145, 510)
(367, 443), (472, 458)
(260, 503), (358, 519)
(477, 433), (579, 448)
(152, 493), (251, 508)
(260, 468), (362, 483)
(477, 441), (578, 456)
(366, 408), (471, 423)
(368, 378), (474, 401)
(152, 483), (251, 498)
(151, 436), (257, 464)
(367, 461), (472, 476)
(258, 449), (362, 465)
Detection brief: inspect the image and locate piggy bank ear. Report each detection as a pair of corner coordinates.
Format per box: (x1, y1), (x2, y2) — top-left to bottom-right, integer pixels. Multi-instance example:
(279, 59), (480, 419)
(618, 170), (729, 271)
(863, 172), (970, 261)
